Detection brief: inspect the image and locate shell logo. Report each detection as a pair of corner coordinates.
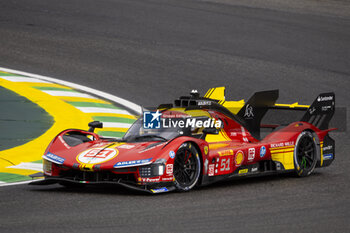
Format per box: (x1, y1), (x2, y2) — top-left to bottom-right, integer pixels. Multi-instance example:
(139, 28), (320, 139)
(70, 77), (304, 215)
(77, 148), (118, 164)
(235, 150), (244, 166)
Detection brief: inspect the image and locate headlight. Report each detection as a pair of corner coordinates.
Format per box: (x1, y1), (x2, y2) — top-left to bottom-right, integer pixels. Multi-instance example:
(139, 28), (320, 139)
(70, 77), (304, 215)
(158, 164), (164, 176)
(43, 159), (52, 175)
(139, 160), (166, 177)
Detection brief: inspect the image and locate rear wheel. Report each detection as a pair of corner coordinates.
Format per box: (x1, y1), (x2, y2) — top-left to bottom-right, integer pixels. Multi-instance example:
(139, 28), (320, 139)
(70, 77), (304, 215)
(173, 142), (201, 191)
(294, 131), (318, 177)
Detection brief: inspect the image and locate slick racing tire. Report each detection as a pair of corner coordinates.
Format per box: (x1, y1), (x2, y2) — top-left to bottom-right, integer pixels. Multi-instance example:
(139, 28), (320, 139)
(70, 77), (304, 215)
(294, 131), (318, 177)
(173, 142), (201, 191)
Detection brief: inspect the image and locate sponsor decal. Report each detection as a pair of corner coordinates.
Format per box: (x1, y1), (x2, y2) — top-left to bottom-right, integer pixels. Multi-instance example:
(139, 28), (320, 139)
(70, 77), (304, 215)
(322, 105), (332, 111)
(317, 96), (333, 102)
(204, 146), (208, 155)
(166, 164), (173, 175)
(169, 150), (175, 159)
(198, 100), (211, 106)
(241, 127), (247, 136)
(118, 144), (135, 149)
(77, 148), (118, 164)
(114, 158), (152, 168)
(143, 110), (162, 129)
(238, 169), (248, 174)
(309, 107), (316, 114)
(251, 167), (258, 172)
(284, 141), (294, 146)
(151, 187), (169, 193)
(323, 145), (333, 151)
(323, 153), (334, 160)
(248, 148), (255, 161)
(141, 177), (160, 182)
(230, 132), (237, 137)
(218, 149), (233, 156)
(235, 150), (244, 166)
(241, 126), (249, 142)
(244, 104), (254, 118)
(44, 152), (65, 164)
(208, 164), (215, 176)
(161, 177), (174, 182)
(260, 146), (266, 158)
(270, 141), (294, 148)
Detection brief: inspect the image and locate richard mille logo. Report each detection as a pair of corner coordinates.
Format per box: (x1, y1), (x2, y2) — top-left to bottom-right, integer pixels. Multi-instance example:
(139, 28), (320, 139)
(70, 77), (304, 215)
(244, 104), (254, 118)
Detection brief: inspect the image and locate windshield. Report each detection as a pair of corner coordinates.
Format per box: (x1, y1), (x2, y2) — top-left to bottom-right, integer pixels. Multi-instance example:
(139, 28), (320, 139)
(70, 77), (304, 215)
(123, 116), (211, 142)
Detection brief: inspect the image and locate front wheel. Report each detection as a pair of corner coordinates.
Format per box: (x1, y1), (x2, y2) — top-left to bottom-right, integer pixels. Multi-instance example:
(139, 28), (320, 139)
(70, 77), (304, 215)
(294, 131), (318, 177)
(173, 142), (201, 191)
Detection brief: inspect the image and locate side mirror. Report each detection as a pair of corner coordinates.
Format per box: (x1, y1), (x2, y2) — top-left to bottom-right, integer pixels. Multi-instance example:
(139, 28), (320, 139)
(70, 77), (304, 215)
(202, 127), (219, 135)
(88, 121), (103, 132)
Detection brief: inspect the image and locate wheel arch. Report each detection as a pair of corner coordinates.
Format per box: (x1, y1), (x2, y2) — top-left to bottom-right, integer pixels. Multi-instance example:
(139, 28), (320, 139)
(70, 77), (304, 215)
(302, 129), (321, 164)
(294, 129), (320, 176)
(182, 140), (204, 186)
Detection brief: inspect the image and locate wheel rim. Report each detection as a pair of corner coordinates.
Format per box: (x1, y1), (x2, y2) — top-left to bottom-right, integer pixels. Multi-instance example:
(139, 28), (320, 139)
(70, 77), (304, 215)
(173, 147), (198, 186)
(296, 136), (316, 170)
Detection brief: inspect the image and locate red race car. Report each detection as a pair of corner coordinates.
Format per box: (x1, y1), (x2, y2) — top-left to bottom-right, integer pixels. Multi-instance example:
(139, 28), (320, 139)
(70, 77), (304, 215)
(30, 87), (336, 193)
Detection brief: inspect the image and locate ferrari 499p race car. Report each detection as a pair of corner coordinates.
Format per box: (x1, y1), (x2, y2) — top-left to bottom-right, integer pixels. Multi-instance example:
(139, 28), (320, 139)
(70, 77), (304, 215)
(31, 87), (336, 193)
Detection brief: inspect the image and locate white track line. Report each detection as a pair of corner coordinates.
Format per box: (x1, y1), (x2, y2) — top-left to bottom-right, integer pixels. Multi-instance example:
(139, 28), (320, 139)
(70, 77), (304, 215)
(76, 107), (131, 115)
(0, 67), (142, 115)
(0, 76), (50, 83)
(0, 180), (42, 187)
(42, 90), (97, 98)
(7, 162), (43, 172)
(102, 122), (133, 128)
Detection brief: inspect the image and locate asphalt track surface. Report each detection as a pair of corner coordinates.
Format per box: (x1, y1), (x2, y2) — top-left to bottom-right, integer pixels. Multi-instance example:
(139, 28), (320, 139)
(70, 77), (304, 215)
(0, 0), (349, 232)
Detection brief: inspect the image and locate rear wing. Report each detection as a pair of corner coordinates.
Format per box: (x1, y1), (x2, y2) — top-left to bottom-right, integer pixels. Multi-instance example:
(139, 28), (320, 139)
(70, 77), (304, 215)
(204, 87), (335, 139)
(300, 93), (335, 130)
(204, 87), (310, 114)
(157, 87), (335, 140)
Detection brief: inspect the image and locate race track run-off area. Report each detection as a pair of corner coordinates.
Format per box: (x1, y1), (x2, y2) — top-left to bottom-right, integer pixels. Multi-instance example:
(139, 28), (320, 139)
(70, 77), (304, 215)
(0, 67), (140, 185)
